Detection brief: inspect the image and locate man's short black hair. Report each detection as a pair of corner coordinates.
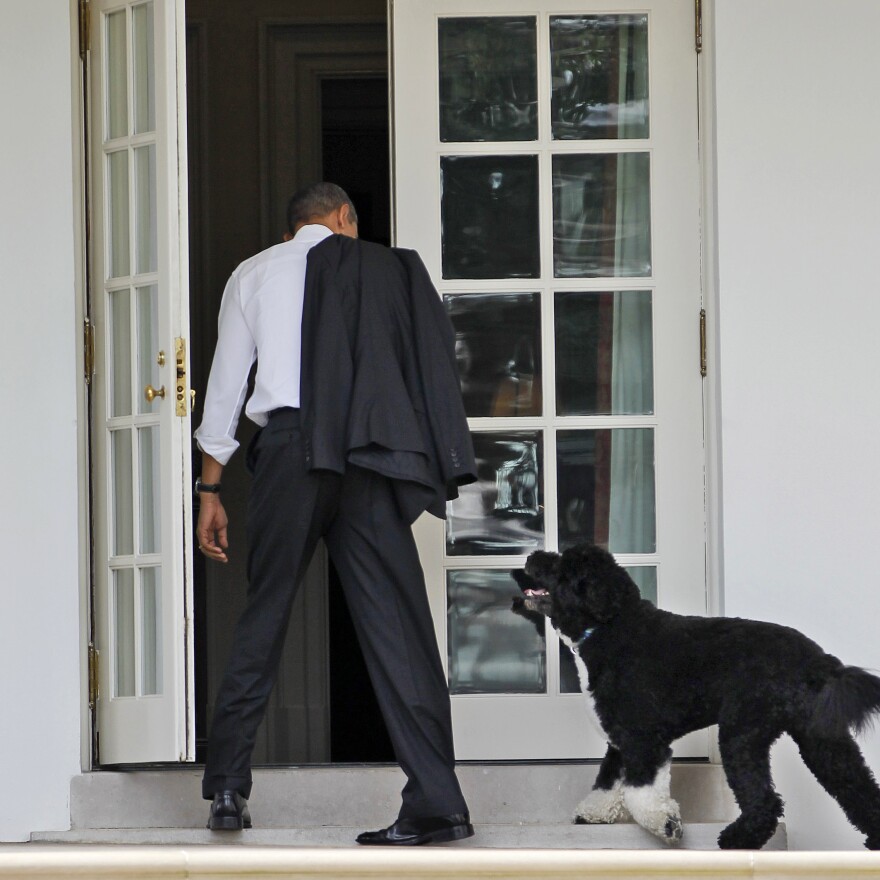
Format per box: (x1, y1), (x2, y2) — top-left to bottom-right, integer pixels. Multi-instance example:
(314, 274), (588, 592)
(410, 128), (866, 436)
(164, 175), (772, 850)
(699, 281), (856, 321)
(286, 182), (358, 233)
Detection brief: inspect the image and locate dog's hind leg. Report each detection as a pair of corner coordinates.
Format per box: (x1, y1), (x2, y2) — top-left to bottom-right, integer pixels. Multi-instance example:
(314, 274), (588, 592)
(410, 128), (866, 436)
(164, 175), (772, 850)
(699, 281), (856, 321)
(574, 743), (632, 825)
(717, 725), (783, 850)
(791, 729), (880, 850)
(619, 744), (683, 844)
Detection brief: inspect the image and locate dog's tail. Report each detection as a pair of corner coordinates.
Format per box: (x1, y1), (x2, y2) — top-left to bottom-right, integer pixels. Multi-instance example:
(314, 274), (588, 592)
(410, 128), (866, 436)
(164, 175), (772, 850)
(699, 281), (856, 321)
(810, 665), (880, 738)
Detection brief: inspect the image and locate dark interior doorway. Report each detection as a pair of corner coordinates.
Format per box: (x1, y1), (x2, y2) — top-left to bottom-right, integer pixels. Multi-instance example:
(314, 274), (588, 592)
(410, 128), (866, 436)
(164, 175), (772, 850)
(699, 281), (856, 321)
(186, 0), (393, 765)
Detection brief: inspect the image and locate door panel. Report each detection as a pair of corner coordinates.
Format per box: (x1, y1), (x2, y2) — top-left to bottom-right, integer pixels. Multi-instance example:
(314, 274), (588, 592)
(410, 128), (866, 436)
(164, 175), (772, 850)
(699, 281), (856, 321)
(90, 0), (194, 763)
(394, 0), (707, 759)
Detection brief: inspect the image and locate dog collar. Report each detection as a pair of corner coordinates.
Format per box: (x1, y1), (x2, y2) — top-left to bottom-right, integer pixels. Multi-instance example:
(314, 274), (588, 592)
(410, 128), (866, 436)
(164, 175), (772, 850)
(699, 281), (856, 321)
(575, 627), (596, 646)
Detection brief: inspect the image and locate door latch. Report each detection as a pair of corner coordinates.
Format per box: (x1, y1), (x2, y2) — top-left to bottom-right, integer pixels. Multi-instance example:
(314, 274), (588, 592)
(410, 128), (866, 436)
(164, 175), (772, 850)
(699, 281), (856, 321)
(175, 338), (187, 417)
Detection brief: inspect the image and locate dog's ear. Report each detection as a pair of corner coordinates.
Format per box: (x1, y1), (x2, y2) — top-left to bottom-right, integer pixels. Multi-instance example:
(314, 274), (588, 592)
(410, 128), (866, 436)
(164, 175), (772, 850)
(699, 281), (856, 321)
(565, 545), (640, 623)
(524, 550), (561, 586)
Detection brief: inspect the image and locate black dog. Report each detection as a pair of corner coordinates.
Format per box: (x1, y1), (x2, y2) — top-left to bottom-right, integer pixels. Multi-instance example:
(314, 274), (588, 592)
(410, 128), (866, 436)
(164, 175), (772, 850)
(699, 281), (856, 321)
(512, 543), (880, 850)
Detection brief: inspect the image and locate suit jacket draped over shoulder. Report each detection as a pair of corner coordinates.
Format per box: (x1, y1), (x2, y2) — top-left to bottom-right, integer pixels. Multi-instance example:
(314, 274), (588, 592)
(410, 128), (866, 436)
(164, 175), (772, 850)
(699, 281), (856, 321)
(300, 234), (477, 523)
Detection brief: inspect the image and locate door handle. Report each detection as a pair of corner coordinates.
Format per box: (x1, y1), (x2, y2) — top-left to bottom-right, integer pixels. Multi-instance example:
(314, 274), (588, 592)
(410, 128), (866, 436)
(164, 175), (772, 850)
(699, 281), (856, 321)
(145, 384), (166, 403)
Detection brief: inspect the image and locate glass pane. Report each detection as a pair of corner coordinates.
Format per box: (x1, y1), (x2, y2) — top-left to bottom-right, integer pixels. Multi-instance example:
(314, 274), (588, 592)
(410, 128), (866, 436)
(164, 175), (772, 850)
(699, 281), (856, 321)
(105, 9), (128, 140)
(134, 144), (157, 273)
(441, 155), (539, 279)
(438, 17), (537, 142)
(132, 2), (156, 134)
(141, 567), (161, 695)
(111, 429), (134, 556)
(109, 289), (132, 417)
(445, 293), (542, 418)
(447, 431), (543, 556)
(550, 15), (649, 140)
(447, 569), (546, 694)
(557, 428), (655, 553)
(559, 565), (656, 692)
(138, 426), (160, 553)
(555, 290), (653, 416)
(136, 284), (159, 413)
(108, 150), (131, 278)
(114, 568), (136, 697)
(552, 152), (651, 278)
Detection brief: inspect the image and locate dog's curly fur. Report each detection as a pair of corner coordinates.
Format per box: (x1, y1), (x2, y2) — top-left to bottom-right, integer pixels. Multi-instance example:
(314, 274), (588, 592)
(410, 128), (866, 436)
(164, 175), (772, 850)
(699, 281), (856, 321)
(512, 543), (880, 850)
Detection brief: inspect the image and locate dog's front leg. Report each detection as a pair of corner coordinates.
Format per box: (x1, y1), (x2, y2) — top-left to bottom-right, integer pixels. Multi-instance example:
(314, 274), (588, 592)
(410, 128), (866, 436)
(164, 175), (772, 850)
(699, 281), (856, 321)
(620, 749), (683, 845)
(574, 743), (631, 825)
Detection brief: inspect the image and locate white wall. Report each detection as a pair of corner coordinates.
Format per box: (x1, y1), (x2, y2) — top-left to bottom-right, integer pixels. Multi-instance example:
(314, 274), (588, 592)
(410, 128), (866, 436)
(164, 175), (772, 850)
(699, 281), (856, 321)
(712, 0), (880, 850)
(0, 0), (82, 842)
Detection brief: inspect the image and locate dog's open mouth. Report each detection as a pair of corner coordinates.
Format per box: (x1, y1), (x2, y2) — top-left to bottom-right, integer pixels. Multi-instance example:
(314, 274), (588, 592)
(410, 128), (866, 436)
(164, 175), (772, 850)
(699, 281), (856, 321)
(523, 588), (549, 598)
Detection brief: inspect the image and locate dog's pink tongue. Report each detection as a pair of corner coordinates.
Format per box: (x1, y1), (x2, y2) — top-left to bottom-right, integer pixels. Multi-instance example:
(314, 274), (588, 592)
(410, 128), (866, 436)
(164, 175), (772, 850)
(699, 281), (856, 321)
(524, 588), (548, 597)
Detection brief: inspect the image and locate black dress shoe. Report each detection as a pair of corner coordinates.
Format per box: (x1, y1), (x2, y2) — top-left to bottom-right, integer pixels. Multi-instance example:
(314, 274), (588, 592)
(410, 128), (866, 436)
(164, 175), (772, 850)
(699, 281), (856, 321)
(207, 790), (252, 831)
(356, 813), (474, 846)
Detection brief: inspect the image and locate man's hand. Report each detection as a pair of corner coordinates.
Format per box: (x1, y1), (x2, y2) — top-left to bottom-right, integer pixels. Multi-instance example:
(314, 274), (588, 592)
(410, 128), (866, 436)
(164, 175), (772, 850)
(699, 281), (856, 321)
(197, 493), (229, 563)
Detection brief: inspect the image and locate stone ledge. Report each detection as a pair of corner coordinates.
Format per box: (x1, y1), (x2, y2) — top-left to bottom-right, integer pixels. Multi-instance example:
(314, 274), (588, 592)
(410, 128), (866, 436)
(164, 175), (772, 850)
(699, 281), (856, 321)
(10, 844), (880, 880)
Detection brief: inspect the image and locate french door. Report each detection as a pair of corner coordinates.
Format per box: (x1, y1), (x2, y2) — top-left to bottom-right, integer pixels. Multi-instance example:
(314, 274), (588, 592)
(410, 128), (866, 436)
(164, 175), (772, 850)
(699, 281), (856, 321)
(393, 0), (707, 759)
(89, 0), (194, 763)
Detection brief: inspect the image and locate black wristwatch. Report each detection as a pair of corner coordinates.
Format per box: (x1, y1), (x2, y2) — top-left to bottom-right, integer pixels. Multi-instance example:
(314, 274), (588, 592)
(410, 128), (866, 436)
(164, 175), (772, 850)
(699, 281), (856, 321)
(195, 477), (222, 494)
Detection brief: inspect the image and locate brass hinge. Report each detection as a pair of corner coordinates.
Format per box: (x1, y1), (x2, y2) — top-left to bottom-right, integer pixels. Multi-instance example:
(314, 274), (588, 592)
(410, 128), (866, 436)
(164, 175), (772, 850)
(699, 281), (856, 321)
(699, 308), (707, 377)
(84, 317), (95, 384)
(79, 0), (91, 59)
(88, 643), (100, 709)
(695, 0), (703, 54)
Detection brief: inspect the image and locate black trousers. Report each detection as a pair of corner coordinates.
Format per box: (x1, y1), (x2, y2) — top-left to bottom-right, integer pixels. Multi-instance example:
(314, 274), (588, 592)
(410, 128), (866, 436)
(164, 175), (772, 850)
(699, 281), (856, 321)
(202, 409), (468, 820)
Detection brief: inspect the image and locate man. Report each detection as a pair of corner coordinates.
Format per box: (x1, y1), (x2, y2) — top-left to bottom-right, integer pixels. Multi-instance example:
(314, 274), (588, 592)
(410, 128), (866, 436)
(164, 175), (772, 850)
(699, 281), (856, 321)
(194, 182), (476, 845)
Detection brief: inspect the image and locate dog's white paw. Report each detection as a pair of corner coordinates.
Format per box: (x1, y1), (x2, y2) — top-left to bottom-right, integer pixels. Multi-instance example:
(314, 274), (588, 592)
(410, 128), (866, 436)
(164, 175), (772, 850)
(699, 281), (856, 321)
(625, 801), (683, 845)
(622, 764), (683, 846)
(573, 783), (631, 824)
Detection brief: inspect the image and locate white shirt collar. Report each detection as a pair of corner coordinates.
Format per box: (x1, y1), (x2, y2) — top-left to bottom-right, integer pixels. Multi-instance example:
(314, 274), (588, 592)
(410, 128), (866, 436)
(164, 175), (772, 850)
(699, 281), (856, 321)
(293, 223), (335, 244)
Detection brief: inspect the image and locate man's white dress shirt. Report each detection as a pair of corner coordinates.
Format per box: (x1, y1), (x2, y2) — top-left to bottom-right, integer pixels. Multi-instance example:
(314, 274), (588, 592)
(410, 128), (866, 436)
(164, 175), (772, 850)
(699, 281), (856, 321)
(194, 223), (333, 465)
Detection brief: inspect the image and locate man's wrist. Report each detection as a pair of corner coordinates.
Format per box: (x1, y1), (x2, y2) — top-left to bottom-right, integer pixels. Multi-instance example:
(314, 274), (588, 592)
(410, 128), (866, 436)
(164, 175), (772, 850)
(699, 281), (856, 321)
(195, 477), (222, 495)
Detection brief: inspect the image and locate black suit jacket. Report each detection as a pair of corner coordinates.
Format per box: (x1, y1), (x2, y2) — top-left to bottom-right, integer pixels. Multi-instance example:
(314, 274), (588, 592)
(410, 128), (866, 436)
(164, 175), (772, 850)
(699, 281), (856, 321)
(300, 235), (477, 523)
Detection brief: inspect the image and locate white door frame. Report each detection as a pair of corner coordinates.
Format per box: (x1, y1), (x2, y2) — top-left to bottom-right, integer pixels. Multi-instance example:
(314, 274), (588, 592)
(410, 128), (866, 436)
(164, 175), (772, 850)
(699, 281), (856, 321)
(392, 0), (708, 760)
(86, 0), (194, 764)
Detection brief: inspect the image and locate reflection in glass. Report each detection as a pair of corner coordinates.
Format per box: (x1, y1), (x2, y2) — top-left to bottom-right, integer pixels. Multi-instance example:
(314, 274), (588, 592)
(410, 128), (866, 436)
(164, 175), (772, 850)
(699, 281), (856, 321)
(441, 155), (540, 280)
(560, 565), (656, 692)
(134, 144), (157, 274)
(552, 152), (651, 278)
(445, 293), (541, 418)
(550, 15), (649, 140)
(141, 567), (161, 695)
(112, 429), (134, 556)
(136, 285), (159, 414)
(557, 429), (655, 553)
(439, 17), (538, 142)
(114, 568), (135, 697)
(133, 2), (156, 134)
(447, 569), (546, 694)
(138, 426), (160, 554)
(555, 290), (653, 416)
(108, 150), (131, 278)
(106, 9), (128, 140)
(447, 432), (543, 556)
(110, 289), (132, 417)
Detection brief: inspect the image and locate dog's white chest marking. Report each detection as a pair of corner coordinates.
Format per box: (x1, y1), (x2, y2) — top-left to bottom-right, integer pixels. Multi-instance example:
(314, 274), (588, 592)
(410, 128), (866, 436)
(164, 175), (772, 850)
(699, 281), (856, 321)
(558, 634), (606, 740)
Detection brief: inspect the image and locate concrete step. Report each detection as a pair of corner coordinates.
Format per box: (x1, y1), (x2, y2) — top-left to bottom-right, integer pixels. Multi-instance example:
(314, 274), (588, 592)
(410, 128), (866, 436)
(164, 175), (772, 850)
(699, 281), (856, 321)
(30, 822), (787, 850)
(65, 763), (739, 830)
